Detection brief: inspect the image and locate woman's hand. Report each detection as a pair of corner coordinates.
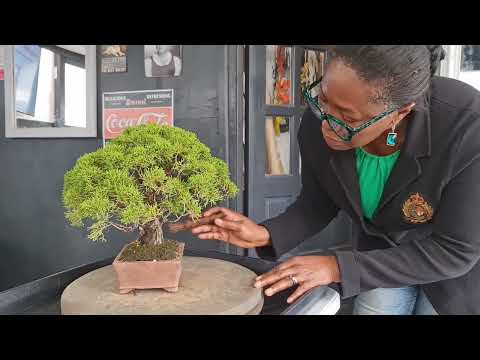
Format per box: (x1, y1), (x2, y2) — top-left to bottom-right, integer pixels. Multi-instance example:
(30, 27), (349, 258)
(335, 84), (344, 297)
(254, 255), (341, 304)
(191, 207), (271, 249)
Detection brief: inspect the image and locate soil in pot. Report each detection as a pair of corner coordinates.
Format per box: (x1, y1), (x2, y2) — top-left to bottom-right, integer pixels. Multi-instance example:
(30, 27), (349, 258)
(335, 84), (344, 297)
(118, 239), (183, 262)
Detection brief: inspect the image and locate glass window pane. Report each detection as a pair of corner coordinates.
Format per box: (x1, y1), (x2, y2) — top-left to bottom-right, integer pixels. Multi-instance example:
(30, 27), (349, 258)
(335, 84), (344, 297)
(65, 63), (86, 127)
(300, 49), (325, 106)
(266, 45), (292, 105)
(266, 116), (290, 176)
(15, 46), (56, 127)
(459, 45), (480, 91)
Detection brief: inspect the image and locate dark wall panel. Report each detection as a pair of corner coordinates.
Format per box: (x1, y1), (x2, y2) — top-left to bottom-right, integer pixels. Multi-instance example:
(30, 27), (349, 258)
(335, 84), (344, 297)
(0, 45), (241, 291)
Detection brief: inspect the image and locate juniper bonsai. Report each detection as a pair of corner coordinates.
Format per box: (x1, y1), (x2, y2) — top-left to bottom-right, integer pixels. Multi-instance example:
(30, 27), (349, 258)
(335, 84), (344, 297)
(63, 124), (238, 248)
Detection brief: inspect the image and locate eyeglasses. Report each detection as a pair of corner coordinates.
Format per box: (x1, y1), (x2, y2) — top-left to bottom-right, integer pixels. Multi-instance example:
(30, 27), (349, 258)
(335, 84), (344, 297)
(301, 77), (399, 142)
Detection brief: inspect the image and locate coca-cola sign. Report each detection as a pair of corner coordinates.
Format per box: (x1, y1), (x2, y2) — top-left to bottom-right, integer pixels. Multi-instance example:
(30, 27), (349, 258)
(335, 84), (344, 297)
(103, 89), (174, 140)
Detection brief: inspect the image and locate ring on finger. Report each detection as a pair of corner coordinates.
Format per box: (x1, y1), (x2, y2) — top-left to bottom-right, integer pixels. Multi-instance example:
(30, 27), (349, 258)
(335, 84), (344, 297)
(288, 274), (299, 287)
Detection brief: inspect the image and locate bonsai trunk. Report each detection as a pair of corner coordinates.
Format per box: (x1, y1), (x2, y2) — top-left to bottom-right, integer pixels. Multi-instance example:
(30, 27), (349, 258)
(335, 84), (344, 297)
(139, 219), (164, 246)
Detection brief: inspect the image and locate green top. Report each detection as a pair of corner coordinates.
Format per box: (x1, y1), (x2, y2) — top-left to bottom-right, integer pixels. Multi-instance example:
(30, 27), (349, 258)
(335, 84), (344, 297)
(355, 147), (401, 220)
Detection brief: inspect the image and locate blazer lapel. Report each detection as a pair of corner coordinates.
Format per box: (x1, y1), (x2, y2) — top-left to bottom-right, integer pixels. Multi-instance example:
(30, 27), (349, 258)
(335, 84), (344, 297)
(330, 149), (363, 220)
(373, 91), (432, 218)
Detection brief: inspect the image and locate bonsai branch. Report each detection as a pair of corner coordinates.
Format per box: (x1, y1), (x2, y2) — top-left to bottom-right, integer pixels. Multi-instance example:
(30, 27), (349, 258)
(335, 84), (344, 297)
(166, 212), (226, 233)
(109, 222), (136, 232)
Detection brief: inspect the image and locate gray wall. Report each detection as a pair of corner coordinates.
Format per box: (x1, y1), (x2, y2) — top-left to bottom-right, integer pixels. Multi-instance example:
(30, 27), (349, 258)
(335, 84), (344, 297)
(0, 45), (243, 291)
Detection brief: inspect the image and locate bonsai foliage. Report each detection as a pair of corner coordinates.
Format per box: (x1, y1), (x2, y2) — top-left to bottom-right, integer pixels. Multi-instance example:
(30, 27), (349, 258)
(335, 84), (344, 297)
(63, 124), (238, 245)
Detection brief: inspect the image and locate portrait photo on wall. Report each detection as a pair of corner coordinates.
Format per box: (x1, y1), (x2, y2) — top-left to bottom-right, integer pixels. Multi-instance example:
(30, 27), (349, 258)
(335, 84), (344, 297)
(300, 48), (325, 106)
(145, 45), (182, 77)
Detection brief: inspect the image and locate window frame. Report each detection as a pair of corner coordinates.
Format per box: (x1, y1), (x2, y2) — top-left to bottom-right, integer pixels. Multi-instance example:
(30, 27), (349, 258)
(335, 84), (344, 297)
(3, 45), (97, 138)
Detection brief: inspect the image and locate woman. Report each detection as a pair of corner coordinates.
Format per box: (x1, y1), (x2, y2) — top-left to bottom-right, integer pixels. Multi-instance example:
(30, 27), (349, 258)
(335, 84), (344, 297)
(145, 45), (182, 77)
(192, 45), (480, 315)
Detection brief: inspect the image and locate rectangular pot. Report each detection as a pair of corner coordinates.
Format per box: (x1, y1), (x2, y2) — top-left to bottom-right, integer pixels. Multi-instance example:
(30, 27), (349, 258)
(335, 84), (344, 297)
(112, 242), (185, 294)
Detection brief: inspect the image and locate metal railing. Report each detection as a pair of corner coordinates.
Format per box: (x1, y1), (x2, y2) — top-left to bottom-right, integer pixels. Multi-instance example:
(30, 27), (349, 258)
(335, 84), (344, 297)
(281, 286), (340, 315)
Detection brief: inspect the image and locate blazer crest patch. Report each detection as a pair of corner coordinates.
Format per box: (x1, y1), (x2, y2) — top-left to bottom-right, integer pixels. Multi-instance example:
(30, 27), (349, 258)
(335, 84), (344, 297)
(402, 193), (434, 224)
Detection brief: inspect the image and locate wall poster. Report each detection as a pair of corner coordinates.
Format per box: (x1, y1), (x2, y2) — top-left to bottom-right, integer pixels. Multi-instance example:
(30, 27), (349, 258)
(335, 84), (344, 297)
(101, 45), (128, 73)
(103, 89), (174, 142)
(144, 45), (182, 77)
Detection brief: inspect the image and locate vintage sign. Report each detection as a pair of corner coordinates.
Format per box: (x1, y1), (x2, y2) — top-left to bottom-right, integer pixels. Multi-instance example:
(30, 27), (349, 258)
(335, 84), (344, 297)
(103, 89), (174, 141)
(101, 45), (128, 73)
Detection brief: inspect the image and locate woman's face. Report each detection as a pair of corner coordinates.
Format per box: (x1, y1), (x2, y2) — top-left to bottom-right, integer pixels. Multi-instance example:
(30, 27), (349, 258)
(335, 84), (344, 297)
(156, 45), (172, 54)
(319, 59), (413, 151)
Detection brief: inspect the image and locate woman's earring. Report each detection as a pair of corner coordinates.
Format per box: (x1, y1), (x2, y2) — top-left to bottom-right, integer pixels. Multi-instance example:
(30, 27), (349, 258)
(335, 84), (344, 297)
(386, 123), (397, 147)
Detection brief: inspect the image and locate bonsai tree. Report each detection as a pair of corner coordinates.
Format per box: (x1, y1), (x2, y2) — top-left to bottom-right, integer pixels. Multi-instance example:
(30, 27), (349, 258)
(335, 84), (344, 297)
(63, 124), (238, 253)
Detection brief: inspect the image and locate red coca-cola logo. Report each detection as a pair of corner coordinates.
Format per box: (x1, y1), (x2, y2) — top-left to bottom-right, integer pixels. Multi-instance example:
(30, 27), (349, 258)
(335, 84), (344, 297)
(104, 108), (173, 139)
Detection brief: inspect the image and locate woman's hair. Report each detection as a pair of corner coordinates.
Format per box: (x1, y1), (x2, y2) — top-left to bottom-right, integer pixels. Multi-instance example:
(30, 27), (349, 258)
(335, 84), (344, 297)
(327, 45), (446, 107)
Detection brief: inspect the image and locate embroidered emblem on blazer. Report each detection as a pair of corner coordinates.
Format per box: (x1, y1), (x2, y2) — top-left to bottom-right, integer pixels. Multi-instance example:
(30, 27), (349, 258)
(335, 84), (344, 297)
(402, 193), (434, 224)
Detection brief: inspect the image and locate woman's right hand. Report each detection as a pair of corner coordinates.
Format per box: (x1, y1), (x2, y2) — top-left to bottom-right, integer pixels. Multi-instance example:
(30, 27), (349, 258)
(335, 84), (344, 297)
(191, 207), (272, 249)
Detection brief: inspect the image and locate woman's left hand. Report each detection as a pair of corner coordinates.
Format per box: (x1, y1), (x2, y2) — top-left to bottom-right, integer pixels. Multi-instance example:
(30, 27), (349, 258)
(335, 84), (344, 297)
(254, 255), (341, 304)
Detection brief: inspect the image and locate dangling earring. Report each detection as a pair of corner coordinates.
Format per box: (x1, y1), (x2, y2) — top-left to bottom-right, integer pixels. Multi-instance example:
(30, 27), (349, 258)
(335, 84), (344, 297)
(386, 123), (397, 147)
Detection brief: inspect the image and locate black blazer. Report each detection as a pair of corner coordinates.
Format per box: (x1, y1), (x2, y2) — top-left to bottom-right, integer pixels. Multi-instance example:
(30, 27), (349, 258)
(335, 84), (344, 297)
(258, 76), (480, 315)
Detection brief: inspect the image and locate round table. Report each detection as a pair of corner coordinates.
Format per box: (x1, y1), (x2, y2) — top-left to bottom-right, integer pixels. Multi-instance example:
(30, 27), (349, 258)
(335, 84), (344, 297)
(61, 256), (264, 315)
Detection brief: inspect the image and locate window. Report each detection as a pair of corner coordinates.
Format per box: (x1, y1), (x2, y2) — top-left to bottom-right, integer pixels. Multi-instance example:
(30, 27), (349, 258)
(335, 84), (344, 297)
(15, 45), (87, 128)
(440, 45), (480, 91)
(459, 45), (480, 91)
(65, 63), (86, 127)
(4, 45), (97, 138)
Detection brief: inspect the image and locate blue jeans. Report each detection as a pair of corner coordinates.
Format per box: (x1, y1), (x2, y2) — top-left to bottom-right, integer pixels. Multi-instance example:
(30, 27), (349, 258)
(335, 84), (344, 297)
(353, 286), (438, 315)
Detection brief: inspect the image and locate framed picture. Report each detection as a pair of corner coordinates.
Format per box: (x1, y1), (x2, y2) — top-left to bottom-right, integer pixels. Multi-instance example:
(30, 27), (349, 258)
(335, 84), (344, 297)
(145, 45), (182, 77)
(101, 45), (128, 73)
